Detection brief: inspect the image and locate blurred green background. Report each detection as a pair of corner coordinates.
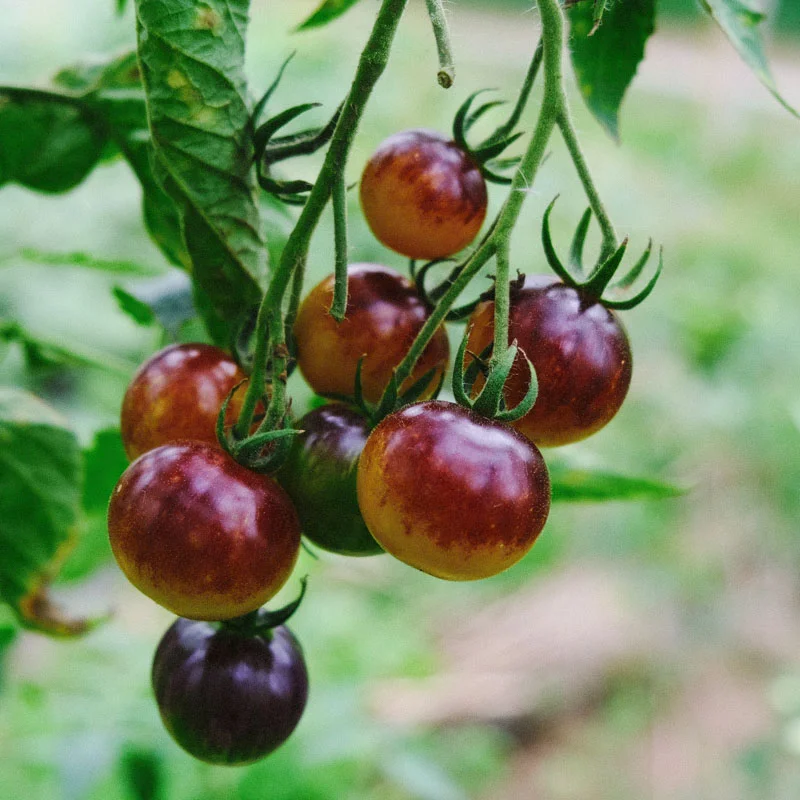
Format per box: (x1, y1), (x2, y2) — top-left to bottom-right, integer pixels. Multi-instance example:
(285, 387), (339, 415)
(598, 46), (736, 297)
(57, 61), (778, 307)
(2, 1), (800, 799)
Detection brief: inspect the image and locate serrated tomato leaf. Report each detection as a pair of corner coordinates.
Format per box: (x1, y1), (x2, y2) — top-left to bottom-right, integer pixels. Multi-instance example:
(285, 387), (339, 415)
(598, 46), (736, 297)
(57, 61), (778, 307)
(699, 0), (799, 117)
(549, 460), (684, 503)
(135, 0), (267, 344)
(296, 0), (364, 30)
(568, 0), (656, 140)
(0, 388), (90, 635)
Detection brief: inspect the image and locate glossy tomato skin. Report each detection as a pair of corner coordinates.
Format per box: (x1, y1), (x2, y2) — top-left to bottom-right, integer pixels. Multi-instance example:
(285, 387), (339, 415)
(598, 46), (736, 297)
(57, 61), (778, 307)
(293, 264), (449, 404)
(108, 441), (301, 620)
(121, 343), (247, 461)
(152, 618), (308, 765)
(356, 401), (550, 580)
(467, 275), (632, 447)
(279, 405), (382, 556)
(360, 129), (488, 260)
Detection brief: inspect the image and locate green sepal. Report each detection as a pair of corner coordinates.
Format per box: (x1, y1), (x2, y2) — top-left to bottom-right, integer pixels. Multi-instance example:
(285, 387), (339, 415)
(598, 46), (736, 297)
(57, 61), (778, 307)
(224, 577), (308, 636)
(568, 207), (592, 277)
(493, 350), (538, 424)
(604, 246), (664, 311)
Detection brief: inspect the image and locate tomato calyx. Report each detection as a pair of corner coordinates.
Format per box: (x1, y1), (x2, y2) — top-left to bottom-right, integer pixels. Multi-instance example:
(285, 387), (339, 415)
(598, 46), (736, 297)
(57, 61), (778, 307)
(450, 41), (543, 185)
(452, 329), (539, 423)
(222, 576), (308, 639)
(215, 380), (301, 473)
(325, 354), (444, 429)
(251, 54), (342, 206)
(542, 197), (664, 310)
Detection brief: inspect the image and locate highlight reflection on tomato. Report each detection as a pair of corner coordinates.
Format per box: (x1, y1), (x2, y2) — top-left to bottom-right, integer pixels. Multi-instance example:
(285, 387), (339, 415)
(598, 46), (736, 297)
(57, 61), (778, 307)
(108, 441), (301, 620)
(356, 400), (550, 580)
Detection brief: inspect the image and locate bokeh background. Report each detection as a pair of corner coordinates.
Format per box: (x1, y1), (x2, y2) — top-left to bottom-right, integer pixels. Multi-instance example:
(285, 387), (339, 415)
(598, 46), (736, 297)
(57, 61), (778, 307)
(2, 1), (800, 798)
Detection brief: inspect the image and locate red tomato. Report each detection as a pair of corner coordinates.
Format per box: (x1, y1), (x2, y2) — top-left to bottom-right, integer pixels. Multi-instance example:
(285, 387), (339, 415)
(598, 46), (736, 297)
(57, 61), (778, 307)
(293, 263), (449, 404)
(360, 129), (487, 260)
(108, 441), (301, 620)
(467, 275), (633, 446)
(121, 343), (247, 460)
(356, 401), (550, 580)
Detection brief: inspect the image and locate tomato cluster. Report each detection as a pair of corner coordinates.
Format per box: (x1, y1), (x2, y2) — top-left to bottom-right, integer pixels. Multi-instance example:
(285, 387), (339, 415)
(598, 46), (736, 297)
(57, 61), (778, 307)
(107, 127), (643, 766)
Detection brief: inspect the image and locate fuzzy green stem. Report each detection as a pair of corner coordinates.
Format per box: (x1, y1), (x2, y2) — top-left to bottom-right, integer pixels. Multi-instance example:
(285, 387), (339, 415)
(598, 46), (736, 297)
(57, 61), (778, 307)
(557, 111), (618, 259)
(491, 239), (511, 364)
(425, 0), (455, 88)
(329, 173), (349, 323)
(233, 0), (409, 442)
(483, 39), (543, 148)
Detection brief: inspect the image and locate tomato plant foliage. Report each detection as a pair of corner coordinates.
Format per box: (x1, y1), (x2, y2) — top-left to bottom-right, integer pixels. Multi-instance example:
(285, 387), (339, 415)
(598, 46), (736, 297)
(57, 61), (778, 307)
(0, 0), (794, 775)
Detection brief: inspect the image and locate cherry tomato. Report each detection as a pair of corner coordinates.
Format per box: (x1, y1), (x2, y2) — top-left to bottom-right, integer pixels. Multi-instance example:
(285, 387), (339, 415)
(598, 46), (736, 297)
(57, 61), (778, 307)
(108, 441), (301, 620)
(279, 404), (382, 556)
(356, 401), (550, 580)
(121, 343), (247, 461)
(467, 275), (633, 447)
(360, 129), (488, 260)
(152, 617), (308, 765)
(293, 263), (449, 404)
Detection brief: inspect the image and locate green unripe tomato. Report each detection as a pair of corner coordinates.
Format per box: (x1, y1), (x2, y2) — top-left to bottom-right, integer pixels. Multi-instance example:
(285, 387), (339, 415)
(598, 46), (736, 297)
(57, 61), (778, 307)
(279, 404), (383, 556)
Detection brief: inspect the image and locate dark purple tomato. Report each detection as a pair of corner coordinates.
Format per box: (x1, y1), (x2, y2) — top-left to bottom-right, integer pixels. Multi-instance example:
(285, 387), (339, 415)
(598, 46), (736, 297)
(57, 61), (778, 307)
(293, 263), (450, 404)
(152, 617), (309, 765)
(467, 275), (633, 447)
(108, 441), (301, 620)
(121, 343), (248, 461)
(356, 401), (550, 580)
(360, 129), (488, 260)
(279, 404), (382, 556)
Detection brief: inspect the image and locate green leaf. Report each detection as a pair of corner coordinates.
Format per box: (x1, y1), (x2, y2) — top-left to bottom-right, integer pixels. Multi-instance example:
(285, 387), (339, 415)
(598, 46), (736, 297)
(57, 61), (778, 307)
(0, 320), (134, 376)
(0, 88), (107, 192)
(0, 388), (91, 635)
(18, 248), (160, 276)
(1, 52), (191, 270)
(135, 0), (267, 342)
(113, 273), (196, 336)
(82, 429), (129, 515)
(297, 0), (364, 30)
(549, 460), (684, 503)
(699, 0), (799, 117)
(113, 286), (158, 327)
(568, 0), (656, 140)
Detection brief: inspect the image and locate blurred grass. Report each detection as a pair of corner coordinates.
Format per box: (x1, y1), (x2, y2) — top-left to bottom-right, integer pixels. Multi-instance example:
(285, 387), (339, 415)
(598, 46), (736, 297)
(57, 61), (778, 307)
(1, 1), (800, 799)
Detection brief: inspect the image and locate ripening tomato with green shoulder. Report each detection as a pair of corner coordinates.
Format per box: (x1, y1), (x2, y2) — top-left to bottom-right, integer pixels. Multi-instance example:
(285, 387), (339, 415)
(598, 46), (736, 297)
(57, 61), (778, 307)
(107, 441), (301, 620)
(278, 404), (383, 556)
(293, 263), (449, 404)
(467, 275), (633, 447)
(356, 400), (550, 580)
(360, 129), (488, 260)
(120, 343), (248, 461)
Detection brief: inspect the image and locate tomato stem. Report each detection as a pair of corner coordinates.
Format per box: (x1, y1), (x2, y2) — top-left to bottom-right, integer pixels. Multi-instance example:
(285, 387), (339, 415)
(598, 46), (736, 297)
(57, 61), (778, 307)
(482, 39), (543, 150)
(392, 0), (565, 397)
(557, 111), (618, 260)
(329, 173), (349, 323)
(492, 239), (511, 367)
(425, 0), (455, 89)
(232, 0), (410, 452)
